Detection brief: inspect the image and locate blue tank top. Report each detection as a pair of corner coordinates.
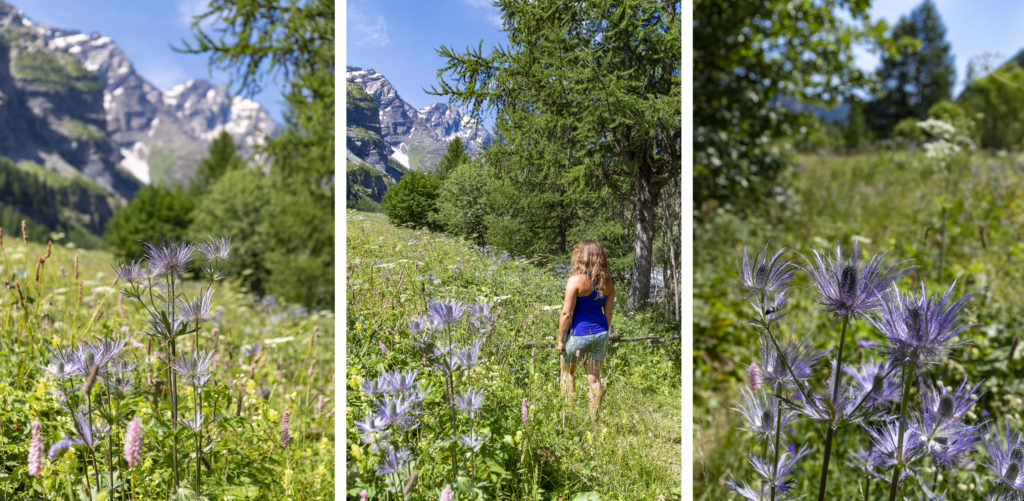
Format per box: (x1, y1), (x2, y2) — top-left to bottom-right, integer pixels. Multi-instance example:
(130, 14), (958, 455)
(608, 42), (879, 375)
(570, 275), (608, 336)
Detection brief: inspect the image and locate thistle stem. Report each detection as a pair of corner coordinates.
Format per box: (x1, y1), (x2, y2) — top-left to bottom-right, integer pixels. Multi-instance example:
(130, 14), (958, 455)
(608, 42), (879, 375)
(771, 382), (783, 501)
(888, 362), (914, 501)
(817, 314), (850, 501)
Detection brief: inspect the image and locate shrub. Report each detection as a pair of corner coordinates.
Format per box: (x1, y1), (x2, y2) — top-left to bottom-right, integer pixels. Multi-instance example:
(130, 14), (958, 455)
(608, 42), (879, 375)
(382, 170), (441, 231)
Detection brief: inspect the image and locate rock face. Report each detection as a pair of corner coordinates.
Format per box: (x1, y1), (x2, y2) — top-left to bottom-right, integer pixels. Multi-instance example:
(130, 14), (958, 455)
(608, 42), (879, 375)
(0, 1), (277, 197)
(347, 66), (490, 178)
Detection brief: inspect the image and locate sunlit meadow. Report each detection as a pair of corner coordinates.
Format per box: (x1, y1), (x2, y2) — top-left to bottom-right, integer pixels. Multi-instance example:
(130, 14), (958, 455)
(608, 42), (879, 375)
(346, 211), (681, 500)
(0, 223), (334, 500)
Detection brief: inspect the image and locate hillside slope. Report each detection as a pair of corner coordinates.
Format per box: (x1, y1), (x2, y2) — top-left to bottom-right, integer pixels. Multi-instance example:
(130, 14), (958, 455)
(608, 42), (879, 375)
(346, 211), (681, 499)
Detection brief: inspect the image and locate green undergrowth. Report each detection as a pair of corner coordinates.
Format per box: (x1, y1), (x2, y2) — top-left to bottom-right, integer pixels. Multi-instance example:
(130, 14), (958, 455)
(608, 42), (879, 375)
(347, 210), (681, 500)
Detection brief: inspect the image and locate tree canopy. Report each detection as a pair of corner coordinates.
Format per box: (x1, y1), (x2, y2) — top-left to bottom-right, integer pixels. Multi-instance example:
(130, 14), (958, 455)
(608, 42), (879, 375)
(432, 0), (680, 310)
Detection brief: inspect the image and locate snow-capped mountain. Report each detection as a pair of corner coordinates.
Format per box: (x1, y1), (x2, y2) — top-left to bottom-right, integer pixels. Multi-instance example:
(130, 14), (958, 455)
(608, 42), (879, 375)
(347, 65), (490, 174)
(0, 1), (277, 196)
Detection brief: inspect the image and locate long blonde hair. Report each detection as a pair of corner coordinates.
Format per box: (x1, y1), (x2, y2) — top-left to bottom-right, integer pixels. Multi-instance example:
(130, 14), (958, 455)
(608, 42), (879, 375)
(569, 240), (612, 297)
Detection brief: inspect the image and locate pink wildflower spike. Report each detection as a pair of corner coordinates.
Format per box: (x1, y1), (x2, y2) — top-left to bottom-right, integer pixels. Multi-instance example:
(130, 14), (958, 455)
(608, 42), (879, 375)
(123, 417), (143, 467)
(439, 485), (453, 501)
(316, 395), (326, 414)
(748, 362), (762, 391)
(522, 398), (529, 423)
(360, 490), (368, 501)
(28, 421), (43, 477)
(379, 340), (389, 356)
(281, 411), (291, 446)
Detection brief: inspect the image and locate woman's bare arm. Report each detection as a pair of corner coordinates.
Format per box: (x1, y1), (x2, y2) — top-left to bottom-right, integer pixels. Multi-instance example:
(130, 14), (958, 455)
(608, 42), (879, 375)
(557, 276), (579, 354)
(604, 284), (615, 330)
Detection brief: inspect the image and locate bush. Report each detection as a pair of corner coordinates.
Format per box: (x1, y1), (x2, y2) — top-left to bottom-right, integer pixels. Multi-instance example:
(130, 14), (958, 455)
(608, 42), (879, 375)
(382, 170), (441, 231)
(189, 168), (272, 294)
(104, 185), (194, 259)
(892, 116), (925, 144)
(432, 161), (490, 245)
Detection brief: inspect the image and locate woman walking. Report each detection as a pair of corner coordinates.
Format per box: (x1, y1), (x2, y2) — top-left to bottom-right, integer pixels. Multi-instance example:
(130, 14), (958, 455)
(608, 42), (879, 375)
(557, 240), (615, 422)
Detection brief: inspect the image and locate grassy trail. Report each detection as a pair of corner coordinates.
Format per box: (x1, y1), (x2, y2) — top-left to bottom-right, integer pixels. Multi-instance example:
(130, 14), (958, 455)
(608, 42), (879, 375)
(346, 211), (681, 500)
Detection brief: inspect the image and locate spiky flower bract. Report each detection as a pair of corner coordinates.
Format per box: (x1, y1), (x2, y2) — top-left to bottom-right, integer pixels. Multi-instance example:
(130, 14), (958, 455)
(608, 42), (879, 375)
(844, 358), (901, 409)
(143, 241), (196, 277)
(797, 359), (863, 426)
(983, 419), (1024, 496)
(915, 378), (984, 461)
(738, 243), (797, 299)
(455, 388), (485, 415)
(428, 299), (466, 329)
(804, 242), (913, 318)
(171, 350), (215, 388)
(747, 445), (810, 494)
(757, 327), (824, 391)
(872, 282), (977, 367)
(733, 387), (793, 441)
(864, 420), (925, 471)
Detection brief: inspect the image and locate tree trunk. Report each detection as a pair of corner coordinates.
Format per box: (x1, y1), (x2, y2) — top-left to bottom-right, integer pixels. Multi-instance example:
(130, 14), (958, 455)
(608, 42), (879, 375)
(628, 158), (656, 310)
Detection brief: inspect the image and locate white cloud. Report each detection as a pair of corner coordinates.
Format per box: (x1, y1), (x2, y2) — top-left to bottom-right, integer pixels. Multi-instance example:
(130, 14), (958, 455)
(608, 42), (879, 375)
(349, 5), (390, 47)
(176, 0), (209, 27)
(461, 0), (503, 27)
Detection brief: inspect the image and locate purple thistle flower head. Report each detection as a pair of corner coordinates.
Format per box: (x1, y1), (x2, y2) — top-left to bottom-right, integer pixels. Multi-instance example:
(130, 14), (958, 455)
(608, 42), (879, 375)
(375, 394), (418, 430)
(734, 387), (794, 441)
(865, 420), (925, 470)
(917, 378), (983, 438)
(849, 447), (885, 478)
(82, 337), (127, 374)
(179, 288), (215, 323)
(457, 339), (484, 370)
(47, 437), (78, 461)
(376, 444), (412, 475)
(170, 350), (215, 388)
(804, 242), (914, 318)
(844, 359), (901, 409)
(757, 327), (824, 391)
(747, 445), (810, 494)
(455, 388), (485, 415)
(428, 299), (466, 329)
(468, 302), (493, 329)
(983, 419), (1024, 494)
(383, 369), (418, 394)
(798, 359), (864, 426)
(459, 431), (487, 451)
(723, 479), (772, 501)
(143, 241), (196, 277)
(747, 291), (790, 327)
(40, 346), (78, 381)
(197, 236), (231, 262)
(872, 281), (977, 367)
(113, 259), (147, 284)
(354, 415), (389, 447)
(738, 243), (798, 299)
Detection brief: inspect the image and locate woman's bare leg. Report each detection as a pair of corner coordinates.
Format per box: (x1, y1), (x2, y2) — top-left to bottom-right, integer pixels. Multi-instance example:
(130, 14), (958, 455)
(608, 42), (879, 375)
(585, 360), (604, 422)
(560, 359), (577, 407)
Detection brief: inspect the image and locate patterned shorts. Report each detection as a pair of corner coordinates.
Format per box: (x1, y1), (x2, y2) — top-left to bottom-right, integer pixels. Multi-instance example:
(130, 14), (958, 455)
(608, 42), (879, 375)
(560, 330), (609, 366)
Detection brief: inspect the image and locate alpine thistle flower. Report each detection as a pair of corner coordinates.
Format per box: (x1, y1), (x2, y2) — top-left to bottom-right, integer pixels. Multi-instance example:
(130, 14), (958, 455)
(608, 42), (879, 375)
(738, 243), (797, 298)
(143, 241), (196, 277)
(428, 299), (466, 328)
(733, 387), (793, 441)
(872, 282), (977, 367)
(983, 419), (1024, 496)
(844, 359), (901, 409)
(757, 327), (824, 391)
(28, 421), (43, 477)
(171, 350), (215, 388)
(123, 417), (143, 468)
(804, 242), (913, 318)
(455, 388), (485, 415)
(281, 411), (291, 447)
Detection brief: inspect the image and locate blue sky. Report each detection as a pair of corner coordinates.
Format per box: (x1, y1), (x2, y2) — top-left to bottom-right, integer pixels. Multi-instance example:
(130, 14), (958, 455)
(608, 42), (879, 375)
(346, 0), (505, 129)
(15, 0), (287, 123)
(855, 0), (1024, 95)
